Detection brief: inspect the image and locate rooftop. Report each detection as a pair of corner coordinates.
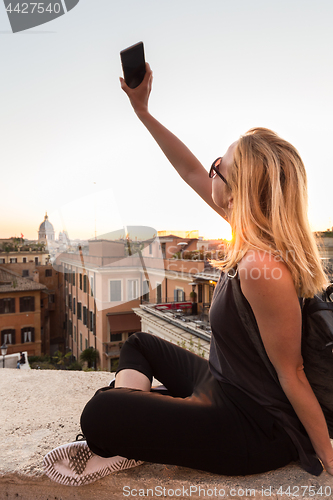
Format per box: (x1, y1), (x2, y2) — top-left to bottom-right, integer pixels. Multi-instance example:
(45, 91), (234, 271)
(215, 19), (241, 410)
(0, 267), (47, 293)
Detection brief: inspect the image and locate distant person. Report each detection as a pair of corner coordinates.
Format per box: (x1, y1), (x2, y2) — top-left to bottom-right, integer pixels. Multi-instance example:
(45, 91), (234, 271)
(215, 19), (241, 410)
(44, 63), (333, 485)
(20, 352), (26, 365)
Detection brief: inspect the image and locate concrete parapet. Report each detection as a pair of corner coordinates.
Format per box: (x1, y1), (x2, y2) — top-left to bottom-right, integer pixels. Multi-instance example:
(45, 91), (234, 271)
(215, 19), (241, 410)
(0, 370), (332, 500)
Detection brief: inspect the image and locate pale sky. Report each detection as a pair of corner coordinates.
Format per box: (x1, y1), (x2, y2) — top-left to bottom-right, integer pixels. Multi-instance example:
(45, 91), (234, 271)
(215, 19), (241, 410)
(1, 0), (332, 241)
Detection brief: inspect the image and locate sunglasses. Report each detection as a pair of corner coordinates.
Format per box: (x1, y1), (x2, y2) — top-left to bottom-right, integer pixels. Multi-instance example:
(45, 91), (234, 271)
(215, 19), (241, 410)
(209, 157), (231, 189)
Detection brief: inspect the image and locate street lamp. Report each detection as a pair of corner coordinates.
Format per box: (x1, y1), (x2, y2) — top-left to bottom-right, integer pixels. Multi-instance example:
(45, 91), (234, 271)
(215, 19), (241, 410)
(1, 343), (8, 368)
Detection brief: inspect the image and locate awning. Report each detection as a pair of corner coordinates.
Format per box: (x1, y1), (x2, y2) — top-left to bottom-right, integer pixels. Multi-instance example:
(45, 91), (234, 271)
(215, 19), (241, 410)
(107, 312), (141, 333)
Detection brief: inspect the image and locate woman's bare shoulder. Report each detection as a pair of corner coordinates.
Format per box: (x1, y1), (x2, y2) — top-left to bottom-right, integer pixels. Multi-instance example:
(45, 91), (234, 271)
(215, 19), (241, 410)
(238, 249), (296, 300)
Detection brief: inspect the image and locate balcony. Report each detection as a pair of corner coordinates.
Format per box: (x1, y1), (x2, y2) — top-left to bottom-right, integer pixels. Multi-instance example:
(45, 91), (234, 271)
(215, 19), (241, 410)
(103, 342), (124, 358)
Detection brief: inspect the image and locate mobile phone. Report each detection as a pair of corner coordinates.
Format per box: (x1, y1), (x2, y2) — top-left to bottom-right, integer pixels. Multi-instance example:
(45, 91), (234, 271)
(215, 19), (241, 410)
(120, 42), (146, 89)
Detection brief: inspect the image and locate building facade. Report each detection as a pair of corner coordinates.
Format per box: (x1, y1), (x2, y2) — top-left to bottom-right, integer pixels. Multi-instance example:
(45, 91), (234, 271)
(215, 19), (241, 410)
(0, 268), (47, 357)
(57, 235), (212, 371)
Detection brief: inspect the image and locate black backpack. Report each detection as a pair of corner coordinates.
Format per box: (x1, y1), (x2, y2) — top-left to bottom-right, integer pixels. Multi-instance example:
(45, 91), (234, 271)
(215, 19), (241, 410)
(231, 277), (333, 438)
(302, 287), (333, 437)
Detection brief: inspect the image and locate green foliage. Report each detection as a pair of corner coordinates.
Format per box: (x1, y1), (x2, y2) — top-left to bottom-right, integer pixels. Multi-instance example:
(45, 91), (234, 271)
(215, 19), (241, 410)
(52, 350), (72, 367)
(29, 353), (82, 370)
(67, 361), (83, 371)
(28, 355), (51, 364)
(80, 347), (100, 369)
(176, 336), (205, 358)
(30, 361), (57, 370)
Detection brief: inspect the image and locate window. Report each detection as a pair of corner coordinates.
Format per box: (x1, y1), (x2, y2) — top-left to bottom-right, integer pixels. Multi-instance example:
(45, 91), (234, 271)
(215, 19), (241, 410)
(22, 270), (29, 277)
(91, 277), (94, 296)
(77, 302), (82, 320)
(74, 325), (77, 343)
(89, 311), (94, 332)
(73, 297), (76, 315)
(1, 329), (15, 345)
(83, 306), (87, 326)
(156, 283), (162, 303)
(85, 338), (88, 350)
(110, 280), (122, 302)
(0, 258), (5, 264)
(127, 279), (139, 301)
(174, 288), (185, 301)
(19, 296), (35, 312)
(22, 257), (27, 263)
(0, 298), (15, 314)
(10, 258), (17, 264)
(149, 244), (152, 255)
(80, 333), (82, 351)
(83, 275), (87, 293)
(21, 327), (35, 343)
(80, 274), (82, 290)
(49, 294), (55, 304)
(142, 280), (149, 302)
(34, 257), (38, 264)
(198, 284), (203, 303)
(110, 332), (122, 342)
(69, 294), (72, 310)
(45, 269), (52, 277)
(72, 273), (75, 286)
(68, 319), (72, 336)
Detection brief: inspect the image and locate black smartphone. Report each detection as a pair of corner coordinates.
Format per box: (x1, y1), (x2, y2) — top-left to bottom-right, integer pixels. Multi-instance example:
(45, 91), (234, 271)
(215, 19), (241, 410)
(120, 42), (146, 89)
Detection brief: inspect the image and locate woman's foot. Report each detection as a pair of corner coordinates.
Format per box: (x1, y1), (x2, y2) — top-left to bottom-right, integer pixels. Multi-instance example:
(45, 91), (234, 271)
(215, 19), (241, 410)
(43, 440), (143, 486)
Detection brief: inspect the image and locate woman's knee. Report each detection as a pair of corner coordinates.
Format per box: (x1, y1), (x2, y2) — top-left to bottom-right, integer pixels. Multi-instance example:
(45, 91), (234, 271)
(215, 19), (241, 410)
(124, 331), (151, 348)
(80, 388), (128, 440)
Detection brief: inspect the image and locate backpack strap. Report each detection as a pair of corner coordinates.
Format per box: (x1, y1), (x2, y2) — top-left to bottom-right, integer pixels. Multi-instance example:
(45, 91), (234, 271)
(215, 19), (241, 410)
(230, 273), (280, 384)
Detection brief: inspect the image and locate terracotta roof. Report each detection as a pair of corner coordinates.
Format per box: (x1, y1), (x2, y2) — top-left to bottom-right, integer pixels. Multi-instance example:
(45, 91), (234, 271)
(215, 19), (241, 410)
(0, 267), (47, 293)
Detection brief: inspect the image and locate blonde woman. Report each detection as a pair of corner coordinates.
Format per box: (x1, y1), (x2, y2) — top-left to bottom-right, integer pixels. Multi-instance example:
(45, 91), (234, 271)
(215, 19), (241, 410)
(44, 64), (333, 485)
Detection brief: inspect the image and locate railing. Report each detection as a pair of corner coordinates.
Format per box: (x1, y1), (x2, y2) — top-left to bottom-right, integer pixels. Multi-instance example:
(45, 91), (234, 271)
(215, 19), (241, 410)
(103, 342), (123, 357)
(141, 299), (211, 325)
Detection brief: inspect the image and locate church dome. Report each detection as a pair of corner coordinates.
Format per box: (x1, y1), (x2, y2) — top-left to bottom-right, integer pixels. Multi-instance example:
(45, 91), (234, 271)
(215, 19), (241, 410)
(38, 212), (55, 242)
(39, 213), (54, 232)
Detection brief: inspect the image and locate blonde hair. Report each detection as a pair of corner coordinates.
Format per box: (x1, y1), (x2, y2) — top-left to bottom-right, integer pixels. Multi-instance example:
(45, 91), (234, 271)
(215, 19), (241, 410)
(215, 127), (328, 297)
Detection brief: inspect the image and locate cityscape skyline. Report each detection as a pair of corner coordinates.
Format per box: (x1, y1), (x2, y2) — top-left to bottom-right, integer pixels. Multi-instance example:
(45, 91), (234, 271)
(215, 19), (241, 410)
(1, 1), (333, 241)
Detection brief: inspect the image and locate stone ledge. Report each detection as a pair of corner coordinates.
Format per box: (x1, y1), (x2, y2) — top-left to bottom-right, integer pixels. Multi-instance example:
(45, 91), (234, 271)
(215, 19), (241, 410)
(1, 369), (332, 500)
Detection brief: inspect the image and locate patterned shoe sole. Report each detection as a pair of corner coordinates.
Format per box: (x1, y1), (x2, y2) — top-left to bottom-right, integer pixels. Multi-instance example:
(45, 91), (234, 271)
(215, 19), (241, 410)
(43, 441), (143, 486)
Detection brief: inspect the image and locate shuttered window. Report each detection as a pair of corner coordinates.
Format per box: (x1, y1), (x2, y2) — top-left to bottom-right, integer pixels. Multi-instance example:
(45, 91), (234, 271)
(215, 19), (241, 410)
(19, 296), (35, 312)
(1, 329), (15, 344)
(0, 298), (15, 314)
(110, 281), (122, 302)
(21, 327), (35, 343)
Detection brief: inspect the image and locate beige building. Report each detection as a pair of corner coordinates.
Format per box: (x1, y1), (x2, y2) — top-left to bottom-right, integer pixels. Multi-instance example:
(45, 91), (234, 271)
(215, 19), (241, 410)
(56, 235), (217, 371)
(0, 250), (49, 266)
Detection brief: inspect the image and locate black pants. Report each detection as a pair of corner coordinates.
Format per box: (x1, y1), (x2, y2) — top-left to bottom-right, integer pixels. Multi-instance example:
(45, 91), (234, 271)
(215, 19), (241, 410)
(80, 332), (297, 475)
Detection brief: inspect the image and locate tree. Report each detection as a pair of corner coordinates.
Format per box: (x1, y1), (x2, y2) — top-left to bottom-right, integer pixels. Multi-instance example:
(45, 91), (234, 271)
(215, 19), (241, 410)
(52, 350), (72, 368)
(80, 347), (100, 369)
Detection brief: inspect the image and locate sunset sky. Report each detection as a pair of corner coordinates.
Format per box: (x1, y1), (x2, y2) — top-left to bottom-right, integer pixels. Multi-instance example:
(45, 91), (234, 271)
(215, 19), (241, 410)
(1, 0), (332, 241)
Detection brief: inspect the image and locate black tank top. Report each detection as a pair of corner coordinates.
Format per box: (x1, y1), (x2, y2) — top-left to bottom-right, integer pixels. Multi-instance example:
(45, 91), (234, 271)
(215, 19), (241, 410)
(209, 271), (322, 476)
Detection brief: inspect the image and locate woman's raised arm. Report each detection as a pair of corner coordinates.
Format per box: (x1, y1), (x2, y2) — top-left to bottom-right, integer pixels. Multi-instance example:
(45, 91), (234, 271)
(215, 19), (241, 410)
(120, 63), (227, 219)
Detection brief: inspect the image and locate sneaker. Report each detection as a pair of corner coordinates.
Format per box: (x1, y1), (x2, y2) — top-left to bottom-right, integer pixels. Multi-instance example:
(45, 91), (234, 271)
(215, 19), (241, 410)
(43, 439), (143, 486)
